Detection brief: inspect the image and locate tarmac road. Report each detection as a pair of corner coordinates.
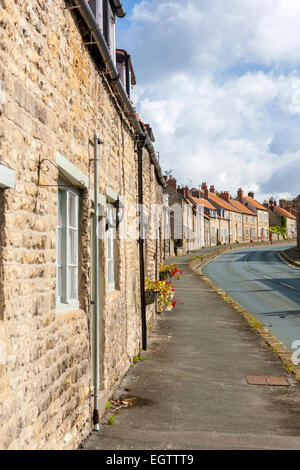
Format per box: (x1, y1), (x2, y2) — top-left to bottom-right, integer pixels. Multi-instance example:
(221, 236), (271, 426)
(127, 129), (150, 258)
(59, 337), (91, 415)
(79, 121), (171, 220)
(203, 244), (300, 351)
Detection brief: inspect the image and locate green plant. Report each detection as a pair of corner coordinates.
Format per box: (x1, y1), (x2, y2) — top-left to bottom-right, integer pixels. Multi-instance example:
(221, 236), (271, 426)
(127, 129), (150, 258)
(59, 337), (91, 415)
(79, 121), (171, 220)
(105, 402), (112, 410)
(107, 414), (115, 425)
(270, 225), (286, 239)
(132, 353), (149, 364)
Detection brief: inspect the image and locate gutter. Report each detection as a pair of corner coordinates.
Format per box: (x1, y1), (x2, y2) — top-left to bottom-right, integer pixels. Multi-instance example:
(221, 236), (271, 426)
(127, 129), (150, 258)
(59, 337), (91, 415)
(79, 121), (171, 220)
(73, 0), (165, 187)
(109, 0), (126, 18)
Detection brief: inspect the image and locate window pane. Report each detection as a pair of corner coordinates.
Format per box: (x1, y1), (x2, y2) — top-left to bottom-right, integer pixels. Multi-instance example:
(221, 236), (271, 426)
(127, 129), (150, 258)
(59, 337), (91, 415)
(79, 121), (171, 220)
(108, 259), (114, 286)
(107, 233), (114, 259)
(57, 227), (62, 265)
(68, 192), (77, 228)
(68, 267), (78, 300)
(68, 228), (78, 265)
(57, 267), (61, 298)
(58, 190), (63, 227)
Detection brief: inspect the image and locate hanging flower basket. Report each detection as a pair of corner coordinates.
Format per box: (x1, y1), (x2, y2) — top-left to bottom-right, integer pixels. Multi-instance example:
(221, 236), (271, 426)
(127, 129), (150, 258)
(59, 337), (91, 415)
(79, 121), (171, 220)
(159, 271), (170, 281)
(145, 290), (159, 305)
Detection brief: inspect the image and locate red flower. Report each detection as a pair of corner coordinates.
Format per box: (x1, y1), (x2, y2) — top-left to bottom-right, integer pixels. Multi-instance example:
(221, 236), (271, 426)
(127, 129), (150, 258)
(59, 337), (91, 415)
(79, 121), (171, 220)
(172, 301), (177, 307)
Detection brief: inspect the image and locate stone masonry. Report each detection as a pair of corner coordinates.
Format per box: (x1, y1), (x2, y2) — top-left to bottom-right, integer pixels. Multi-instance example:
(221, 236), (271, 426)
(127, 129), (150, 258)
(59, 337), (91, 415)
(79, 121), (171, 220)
(0, 0), (165, 449)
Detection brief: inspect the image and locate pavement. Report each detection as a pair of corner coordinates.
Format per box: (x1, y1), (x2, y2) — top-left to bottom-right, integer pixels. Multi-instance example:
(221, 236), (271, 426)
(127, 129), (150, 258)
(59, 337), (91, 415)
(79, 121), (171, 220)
(83, 248), (300, 450)
(281, 246), (300, 268)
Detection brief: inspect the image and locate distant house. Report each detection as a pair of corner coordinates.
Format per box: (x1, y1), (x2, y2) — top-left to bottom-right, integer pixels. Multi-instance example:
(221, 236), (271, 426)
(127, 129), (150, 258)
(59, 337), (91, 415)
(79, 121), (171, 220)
(240, 192), (269, 241)
(230, 189), (257, 242)
(266, 198), (297, 240)
(189, 191), (220, 246)
(194, 183), (241, 245)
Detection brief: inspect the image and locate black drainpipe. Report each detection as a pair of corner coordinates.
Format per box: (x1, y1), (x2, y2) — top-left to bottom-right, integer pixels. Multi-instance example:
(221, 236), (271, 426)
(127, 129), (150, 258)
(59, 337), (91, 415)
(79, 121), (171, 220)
(137, 135), (147, 350)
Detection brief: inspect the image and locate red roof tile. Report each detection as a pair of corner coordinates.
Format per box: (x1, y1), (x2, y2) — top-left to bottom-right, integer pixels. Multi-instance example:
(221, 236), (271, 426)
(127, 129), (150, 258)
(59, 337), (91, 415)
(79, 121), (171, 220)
(275, 206), (296, 220)
(189, 196), (216, 211)
(199, 189), (240, 213)
(229, 199), (256, 215)
(244, 196), (267, 211)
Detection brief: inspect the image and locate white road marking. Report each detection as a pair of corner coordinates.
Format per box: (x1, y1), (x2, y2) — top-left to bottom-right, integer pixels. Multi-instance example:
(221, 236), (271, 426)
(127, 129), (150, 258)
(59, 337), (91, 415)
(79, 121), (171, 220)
(244, 252), (297, 291)
(279, 282), (297, 290)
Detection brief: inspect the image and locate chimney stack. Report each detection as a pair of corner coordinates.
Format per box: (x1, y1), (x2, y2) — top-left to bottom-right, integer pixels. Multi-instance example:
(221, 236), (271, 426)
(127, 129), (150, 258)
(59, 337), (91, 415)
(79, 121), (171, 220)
(248, 191), (254, 199)
(210, 185), (215, 194)
(177, 185), (190, 199)
(191, 188), (201, 198)
(167, 176), (177, 191)
(279, 199), (286, 209)
(220, 191), (230, 202)
(269, 198), (274, 211)
(201, 182), (207, 190)
(237, 188), (243, 203)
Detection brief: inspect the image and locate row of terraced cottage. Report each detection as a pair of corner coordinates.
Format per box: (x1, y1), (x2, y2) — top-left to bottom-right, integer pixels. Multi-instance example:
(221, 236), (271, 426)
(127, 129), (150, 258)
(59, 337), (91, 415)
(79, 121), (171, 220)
(164, 176), (298, 255)
(0, 0), (299, 451)
(0, 0), (175, 450)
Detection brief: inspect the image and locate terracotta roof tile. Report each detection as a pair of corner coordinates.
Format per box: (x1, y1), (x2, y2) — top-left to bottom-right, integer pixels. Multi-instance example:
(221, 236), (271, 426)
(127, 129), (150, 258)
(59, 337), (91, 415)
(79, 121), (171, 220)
(244, 196), (267, 211)
(199, 189), (240, 212)
(189, 196), (216, 211)
(275, 206), (296, 220)
(230, 199), (256, 215)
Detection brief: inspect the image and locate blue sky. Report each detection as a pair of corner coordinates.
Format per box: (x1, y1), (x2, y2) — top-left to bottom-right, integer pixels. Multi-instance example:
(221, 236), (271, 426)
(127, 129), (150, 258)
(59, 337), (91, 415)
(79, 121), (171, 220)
(116, 0), (300, 202)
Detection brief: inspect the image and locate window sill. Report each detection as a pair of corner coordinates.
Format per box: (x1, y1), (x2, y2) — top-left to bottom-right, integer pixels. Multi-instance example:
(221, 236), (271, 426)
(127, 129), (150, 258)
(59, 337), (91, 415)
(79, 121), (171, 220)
(56, 300), (80, 314)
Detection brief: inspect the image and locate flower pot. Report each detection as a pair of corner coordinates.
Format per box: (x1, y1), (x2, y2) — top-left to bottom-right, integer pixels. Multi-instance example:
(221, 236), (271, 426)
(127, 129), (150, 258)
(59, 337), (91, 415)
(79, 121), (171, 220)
(145, 290), (159, 305)
(159, 272), (170, 281)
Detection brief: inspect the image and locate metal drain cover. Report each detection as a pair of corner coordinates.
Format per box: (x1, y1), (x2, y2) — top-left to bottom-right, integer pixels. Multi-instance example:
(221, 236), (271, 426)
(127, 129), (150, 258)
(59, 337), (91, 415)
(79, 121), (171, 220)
(245, 375), (290, 386)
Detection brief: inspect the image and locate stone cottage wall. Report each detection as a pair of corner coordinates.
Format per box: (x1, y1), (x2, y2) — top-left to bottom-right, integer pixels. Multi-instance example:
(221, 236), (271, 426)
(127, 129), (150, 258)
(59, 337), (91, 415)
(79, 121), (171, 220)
(0, 0), (143, 449)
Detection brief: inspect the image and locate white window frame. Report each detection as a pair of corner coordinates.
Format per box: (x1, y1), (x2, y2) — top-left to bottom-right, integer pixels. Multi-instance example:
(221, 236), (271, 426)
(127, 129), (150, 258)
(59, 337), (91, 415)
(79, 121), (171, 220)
(56, 186), (80, 312)
(264, 212), (268, 223)
(109, 5), (116, 65)
(107, 204), (116, 292)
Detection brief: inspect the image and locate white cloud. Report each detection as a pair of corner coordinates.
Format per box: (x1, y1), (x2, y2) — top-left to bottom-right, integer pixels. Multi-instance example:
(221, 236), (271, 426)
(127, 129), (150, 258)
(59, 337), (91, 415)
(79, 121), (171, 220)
(119, 0), (300, 200)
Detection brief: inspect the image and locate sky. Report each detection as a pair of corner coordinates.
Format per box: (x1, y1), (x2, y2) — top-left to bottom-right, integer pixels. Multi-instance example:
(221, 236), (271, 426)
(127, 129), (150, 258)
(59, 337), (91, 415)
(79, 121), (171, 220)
(117, 0), (300, 202)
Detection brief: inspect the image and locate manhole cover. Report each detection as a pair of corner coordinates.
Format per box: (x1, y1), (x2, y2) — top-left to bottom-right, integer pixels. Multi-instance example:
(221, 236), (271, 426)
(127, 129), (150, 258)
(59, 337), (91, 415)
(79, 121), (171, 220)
(245, 375), (290, 386)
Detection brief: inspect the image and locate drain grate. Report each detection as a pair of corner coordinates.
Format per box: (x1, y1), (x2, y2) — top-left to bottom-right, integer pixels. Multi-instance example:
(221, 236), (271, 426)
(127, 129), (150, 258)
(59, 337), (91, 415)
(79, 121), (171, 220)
(245, 375), (290, 386)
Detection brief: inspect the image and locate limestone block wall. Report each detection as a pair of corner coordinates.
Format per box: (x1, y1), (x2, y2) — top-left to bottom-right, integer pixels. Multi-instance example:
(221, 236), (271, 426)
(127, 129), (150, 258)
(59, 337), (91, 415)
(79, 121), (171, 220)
(142, 152), (164, 323)
(0, 0), (144, 449)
